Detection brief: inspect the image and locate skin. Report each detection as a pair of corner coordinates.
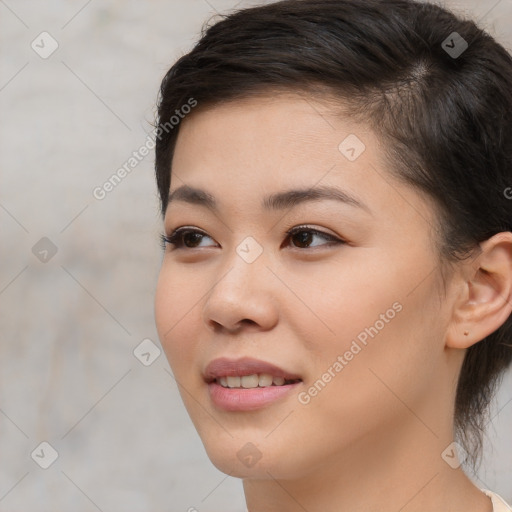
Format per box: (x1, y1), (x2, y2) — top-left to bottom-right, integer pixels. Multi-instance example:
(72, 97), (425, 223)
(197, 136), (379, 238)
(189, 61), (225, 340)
(154, 93), (512, 512)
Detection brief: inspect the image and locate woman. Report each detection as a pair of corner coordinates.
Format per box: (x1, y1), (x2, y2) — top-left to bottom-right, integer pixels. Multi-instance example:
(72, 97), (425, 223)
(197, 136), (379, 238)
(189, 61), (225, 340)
(154, 0), (512, 510)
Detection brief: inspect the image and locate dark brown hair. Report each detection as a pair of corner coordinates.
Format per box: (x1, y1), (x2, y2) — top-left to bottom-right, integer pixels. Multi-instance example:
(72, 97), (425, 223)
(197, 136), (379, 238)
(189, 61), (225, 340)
(154, 0), (512, 469)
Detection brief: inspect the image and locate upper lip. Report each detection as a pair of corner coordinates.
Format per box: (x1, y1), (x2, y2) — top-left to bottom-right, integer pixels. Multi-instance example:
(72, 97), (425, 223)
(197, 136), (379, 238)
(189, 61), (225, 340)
(203, 357), (303, 383)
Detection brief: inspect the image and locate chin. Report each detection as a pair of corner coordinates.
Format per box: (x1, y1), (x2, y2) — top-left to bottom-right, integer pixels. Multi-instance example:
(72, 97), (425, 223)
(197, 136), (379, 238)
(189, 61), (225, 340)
(199, 432), (307, 480)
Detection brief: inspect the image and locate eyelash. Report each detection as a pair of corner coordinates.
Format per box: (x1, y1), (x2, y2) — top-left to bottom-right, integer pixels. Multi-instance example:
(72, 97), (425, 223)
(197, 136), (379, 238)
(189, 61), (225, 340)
(160, 225), (345, 251)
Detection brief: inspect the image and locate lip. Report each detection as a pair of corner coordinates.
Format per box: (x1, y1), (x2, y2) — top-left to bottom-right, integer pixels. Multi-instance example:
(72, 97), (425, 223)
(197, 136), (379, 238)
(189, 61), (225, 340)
(204, 357), (303, 412)
(203, 357), (302, 382)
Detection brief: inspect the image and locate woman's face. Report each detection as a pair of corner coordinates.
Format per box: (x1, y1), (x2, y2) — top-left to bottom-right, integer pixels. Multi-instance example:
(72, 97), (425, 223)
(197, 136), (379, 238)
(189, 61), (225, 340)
(155, 93), (460, 479)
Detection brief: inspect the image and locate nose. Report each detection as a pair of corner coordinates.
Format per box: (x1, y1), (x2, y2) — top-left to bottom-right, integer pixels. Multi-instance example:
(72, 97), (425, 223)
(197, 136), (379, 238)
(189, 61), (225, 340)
(202, 251), (279, 334)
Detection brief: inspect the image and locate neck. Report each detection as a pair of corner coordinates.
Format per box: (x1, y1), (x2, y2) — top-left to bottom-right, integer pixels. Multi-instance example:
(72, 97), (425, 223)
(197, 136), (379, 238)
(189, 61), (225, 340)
(242, 416), (492, 512)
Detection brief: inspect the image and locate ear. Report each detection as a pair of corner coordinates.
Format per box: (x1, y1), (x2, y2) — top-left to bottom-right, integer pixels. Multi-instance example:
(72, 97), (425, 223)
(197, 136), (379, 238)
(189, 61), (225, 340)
(446, 231), (512, 349)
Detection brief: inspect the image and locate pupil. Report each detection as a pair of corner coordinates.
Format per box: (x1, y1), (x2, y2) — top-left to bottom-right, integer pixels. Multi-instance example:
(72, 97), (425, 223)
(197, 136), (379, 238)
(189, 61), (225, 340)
(184, 232), (202, 247)
(293, 231), (312, 248)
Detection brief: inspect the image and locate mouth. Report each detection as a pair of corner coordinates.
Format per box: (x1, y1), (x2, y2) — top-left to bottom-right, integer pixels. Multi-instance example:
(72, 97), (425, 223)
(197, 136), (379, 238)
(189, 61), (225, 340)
(203, 357), (303, 411)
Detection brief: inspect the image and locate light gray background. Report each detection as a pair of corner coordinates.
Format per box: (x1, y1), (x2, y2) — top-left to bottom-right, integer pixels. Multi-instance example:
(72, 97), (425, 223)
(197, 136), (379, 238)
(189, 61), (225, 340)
(0, 0), (511, 510)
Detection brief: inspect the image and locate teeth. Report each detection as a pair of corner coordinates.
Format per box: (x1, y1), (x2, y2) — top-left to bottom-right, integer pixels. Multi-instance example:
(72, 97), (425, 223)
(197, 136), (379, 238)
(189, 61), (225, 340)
(217, 373), (296, 388)
(258, 374), (273, 387)
(241, 374), (259, 388)
(226, 376), (241, 387)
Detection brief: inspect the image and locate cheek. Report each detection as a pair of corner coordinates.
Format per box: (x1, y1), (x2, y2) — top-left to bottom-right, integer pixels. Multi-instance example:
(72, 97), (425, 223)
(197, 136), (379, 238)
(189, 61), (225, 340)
(290, 251), (443, 410)
(154, 264), (202, 371)
(281, 253), (405, 353)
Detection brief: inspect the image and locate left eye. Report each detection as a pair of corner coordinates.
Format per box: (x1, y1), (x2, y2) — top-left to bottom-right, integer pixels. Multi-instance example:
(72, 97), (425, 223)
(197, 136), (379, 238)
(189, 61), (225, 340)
(161, 226), (344, 250)
(284, 226), (343, 249)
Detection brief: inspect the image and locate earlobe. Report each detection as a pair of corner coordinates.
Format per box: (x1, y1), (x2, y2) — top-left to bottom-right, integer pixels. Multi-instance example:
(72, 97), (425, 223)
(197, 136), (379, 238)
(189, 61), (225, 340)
(446, 232), (512, 349)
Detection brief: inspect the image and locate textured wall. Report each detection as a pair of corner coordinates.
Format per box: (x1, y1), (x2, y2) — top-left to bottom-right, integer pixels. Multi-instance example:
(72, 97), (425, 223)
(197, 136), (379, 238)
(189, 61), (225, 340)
(0, 0), (511, 510)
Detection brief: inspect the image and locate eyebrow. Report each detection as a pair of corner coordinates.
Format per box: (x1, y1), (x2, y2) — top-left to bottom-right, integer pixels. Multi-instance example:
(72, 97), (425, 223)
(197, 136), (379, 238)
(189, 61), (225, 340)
(167, 184), (372, 215)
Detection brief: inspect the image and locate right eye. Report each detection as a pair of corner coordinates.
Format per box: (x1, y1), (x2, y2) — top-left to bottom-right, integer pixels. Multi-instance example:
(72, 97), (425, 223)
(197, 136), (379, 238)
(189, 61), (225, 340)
(161, 227), (218, 249)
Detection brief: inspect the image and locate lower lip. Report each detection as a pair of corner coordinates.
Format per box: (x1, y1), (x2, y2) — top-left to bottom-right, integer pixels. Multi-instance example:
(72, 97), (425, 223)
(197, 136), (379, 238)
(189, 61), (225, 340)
(207, 381), (302, 411)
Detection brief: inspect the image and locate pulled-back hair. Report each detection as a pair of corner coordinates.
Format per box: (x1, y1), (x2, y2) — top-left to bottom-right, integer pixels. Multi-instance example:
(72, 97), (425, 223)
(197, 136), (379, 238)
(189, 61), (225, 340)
(154, 0), (512, 469)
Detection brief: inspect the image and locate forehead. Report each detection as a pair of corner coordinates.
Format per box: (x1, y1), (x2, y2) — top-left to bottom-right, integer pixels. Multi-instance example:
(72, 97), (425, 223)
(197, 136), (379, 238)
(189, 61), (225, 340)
(172, 94), (369, 185)
(175, 92), (353, 156)
(169, 93), (436, 227)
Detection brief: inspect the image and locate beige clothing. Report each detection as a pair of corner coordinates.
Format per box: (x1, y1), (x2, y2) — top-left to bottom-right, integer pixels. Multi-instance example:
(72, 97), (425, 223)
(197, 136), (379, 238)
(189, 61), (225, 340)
(482, 489), (512, 512)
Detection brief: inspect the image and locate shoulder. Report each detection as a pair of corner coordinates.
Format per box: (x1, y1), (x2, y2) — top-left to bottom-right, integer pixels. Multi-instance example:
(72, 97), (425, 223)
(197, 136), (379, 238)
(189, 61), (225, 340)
(481, 489), (512, 512)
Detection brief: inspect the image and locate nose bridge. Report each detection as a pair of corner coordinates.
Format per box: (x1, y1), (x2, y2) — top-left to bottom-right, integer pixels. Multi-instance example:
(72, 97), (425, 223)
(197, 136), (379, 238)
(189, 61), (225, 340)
(213, 235), (267, 298)
(202, 235), (277, 331)
(235, 234), (265, 265)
